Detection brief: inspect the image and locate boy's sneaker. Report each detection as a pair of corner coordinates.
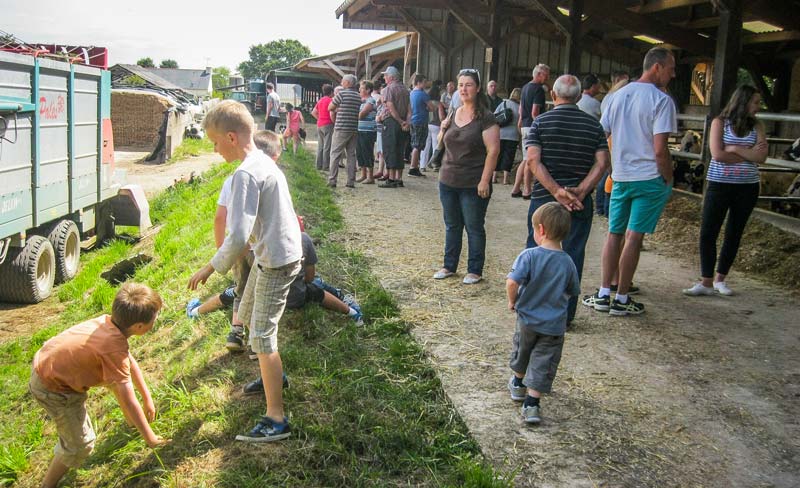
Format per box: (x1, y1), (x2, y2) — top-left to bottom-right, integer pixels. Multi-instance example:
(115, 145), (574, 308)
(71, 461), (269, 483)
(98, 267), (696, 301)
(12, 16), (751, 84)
(682, 283), (715, 296)
(186, 298), (201, 319)
(522, 404), (541, 424)
(342, 293), (357, 307)
(225, 330), (245, 352)
(581, 291), (610, 312)
(610, 283), (640, 295)
(714, 281), (734, 296)
(235, 416), (291, 443)
(242, 373), (290, 396)
(609, 297), (645, 316)
(408, 168), (424, 177)
(248, 347), (258, 361)
(508, 376), (526, 402)
(350, 303), (364, 326)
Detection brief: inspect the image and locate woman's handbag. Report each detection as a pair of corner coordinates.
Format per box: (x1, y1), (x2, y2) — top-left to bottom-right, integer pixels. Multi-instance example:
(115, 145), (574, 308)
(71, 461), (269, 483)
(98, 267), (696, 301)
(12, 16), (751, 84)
(428, 113), (451, 169)
(494, 100), (513, 127)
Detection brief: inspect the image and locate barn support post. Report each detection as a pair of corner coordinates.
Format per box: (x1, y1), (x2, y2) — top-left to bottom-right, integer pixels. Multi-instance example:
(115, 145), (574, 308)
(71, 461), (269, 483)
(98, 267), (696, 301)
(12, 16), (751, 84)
(566, 0), (585, 75)
(709, 0), (743, 117)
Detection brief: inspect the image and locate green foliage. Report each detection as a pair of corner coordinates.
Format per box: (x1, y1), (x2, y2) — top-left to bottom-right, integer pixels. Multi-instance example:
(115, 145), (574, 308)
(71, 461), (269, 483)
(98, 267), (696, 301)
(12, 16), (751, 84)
(237, 39), (312, 79)
(136, 57), (154, 68)
(159, 59), (179, 69)
(166, 137), (215, 163)
(212, 66), (231, 100)
(120, 74), (146, 86)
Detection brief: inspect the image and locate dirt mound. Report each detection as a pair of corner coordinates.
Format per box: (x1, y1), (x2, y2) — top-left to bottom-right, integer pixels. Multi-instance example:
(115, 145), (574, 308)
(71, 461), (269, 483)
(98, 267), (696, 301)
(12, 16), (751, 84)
(652, 194), (800, 292)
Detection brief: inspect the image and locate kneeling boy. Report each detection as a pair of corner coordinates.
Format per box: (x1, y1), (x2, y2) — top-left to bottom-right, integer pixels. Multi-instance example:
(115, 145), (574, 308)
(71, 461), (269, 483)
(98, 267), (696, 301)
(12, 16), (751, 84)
(506, 202), (580, 424)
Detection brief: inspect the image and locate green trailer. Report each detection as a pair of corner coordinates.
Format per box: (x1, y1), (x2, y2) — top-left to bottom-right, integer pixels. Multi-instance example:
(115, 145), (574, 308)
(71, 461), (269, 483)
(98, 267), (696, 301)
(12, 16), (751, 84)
(0, 50), (150, 303)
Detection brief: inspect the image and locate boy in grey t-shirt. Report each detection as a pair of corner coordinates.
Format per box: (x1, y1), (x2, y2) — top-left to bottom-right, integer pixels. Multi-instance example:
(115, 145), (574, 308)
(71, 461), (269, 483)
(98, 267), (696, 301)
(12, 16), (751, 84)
(506, 202), (580, 424)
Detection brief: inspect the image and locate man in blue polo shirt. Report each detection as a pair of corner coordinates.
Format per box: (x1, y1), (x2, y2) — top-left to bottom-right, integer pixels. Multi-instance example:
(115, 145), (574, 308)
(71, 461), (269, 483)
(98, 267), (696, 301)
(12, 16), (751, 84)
(408, 73), (433, 177)
(524, 74), (610, 326)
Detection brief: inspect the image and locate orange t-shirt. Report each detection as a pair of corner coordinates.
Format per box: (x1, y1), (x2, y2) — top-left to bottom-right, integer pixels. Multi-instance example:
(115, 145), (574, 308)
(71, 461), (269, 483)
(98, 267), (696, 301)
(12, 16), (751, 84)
(33, 315), (131, 393)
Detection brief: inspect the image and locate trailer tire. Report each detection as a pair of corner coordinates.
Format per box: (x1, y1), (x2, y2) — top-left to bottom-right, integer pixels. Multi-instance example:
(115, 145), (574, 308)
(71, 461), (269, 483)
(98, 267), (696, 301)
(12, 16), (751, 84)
(48, 220), (81, 283)
(0, 236), (55, 303)
(242, 101), (255, 114)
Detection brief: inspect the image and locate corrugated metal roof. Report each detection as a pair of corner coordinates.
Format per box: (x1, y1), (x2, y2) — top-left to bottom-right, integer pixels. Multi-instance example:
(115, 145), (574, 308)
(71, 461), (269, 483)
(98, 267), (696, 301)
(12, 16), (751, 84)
(113, 64), (182, 90)
(145, 68), (212, 91)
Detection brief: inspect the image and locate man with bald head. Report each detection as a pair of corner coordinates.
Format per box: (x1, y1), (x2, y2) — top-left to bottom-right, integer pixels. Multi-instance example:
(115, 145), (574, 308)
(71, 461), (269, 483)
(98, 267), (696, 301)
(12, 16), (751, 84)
(328, 74), (362, 188)
(524, 74), (610, 326)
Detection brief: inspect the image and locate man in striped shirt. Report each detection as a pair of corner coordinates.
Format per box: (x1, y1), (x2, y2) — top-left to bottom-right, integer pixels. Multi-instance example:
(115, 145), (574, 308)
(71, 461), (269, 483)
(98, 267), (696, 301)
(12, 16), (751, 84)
(328, 74), (362, 188)
(524, 74), (610, 325)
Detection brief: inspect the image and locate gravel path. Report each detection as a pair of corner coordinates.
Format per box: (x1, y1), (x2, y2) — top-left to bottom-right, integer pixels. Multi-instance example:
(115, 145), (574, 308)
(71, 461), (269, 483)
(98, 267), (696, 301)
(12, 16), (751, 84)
(332, 170), (800, 487)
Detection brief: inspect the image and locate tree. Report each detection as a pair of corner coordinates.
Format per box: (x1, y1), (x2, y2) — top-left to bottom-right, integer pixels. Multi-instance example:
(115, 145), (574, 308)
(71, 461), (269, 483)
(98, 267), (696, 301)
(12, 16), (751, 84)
(237, 39), (312, 79)
(136, 57), (154, 68)
(160, 59), (179, 69)
(212, 66), (231, 99)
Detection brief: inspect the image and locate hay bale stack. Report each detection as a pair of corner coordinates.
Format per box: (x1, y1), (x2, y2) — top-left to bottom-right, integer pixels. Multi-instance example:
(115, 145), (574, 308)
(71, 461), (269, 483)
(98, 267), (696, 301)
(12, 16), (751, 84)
(111, 90), (174, 149)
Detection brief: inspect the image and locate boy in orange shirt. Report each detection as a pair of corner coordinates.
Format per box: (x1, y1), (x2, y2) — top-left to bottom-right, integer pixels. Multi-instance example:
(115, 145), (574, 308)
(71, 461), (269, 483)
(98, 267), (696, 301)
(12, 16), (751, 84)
(29, 283), (168, 487)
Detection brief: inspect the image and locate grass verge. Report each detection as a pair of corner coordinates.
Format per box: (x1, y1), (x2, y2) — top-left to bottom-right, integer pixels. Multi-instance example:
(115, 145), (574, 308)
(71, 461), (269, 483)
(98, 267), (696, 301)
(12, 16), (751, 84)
(166, 137), (214, 164)
(1, 149), (510, 487)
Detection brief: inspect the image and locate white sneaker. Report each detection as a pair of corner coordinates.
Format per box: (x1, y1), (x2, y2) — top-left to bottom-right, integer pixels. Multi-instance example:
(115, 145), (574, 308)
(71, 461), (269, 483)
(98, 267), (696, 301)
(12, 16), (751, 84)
(714, 281), (734, 296)
(682, 283), (715, 296)
(462, 274), (482, 284)
(433, 269), (454, 280)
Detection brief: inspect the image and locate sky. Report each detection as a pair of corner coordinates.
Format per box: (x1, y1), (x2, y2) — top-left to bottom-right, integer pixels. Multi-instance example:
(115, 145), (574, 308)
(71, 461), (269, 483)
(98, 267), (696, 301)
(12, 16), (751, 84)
(3, 0), (391, 72)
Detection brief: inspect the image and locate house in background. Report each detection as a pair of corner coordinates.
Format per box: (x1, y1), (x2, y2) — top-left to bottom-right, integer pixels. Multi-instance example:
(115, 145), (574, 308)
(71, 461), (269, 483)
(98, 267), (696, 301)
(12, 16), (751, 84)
(145, 67), (214, 100)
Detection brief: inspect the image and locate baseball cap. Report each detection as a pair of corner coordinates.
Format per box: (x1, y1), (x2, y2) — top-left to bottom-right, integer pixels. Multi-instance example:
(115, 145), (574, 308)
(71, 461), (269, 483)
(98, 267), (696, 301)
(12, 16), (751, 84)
(382, 66), (400, 77)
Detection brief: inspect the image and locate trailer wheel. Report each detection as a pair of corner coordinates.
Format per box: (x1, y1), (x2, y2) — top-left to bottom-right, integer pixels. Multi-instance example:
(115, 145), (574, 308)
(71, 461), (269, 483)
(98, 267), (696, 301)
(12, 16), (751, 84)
(0, 236), (55, 303)
(48, 220), (81, 283)
(242, 101), (255, 114)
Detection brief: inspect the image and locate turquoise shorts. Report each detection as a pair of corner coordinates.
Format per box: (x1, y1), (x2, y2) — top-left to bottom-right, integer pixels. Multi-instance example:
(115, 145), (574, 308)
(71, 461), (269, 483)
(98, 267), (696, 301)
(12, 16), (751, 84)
(608, 177), (672, 235)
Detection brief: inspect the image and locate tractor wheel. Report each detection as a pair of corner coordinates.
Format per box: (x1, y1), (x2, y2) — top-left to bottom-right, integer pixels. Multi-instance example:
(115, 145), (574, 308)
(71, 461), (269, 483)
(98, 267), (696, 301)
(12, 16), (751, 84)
(242, 101), (255, 114)
(47, 220), (81, 283)
(0, 236), (56, 303)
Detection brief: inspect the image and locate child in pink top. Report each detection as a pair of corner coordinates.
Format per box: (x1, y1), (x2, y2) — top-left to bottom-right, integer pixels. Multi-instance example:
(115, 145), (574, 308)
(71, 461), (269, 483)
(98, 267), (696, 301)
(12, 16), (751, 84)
(282, 103), (305, 154)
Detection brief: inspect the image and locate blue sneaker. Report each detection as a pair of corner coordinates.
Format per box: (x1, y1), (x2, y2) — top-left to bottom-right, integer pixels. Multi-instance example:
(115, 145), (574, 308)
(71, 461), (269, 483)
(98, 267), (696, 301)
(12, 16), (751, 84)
(235, 416), (291, 442)
(186, 298), (201, 319)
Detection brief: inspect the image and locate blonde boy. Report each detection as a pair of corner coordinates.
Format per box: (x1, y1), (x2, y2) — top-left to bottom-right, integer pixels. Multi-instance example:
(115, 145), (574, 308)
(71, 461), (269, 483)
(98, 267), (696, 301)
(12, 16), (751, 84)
(506, 202), (580, 424)
(189, 101), (302, 442)
(30, 283), (167, 488)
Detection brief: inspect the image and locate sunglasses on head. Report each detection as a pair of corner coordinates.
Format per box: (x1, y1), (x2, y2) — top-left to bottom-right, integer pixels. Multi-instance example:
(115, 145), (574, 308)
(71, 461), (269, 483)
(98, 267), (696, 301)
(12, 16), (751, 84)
(458, 68), (481, 85)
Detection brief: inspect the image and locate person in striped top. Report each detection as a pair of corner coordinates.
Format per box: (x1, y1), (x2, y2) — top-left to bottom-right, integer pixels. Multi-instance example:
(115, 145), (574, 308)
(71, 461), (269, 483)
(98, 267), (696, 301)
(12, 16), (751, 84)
(524, 74), (610, 325)
(683, 85), (767, 297)
(327, 74), (362, 188)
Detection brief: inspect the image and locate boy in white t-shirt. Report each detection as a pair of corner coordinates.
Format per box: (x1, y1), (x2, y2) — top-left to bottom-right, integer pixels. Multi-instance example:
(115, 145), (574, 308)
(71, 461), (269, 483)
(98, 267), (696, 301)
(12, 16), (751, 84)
(582, 47), (677, 317)
(189, 102), (302, 443)
(186, 131), (282, 352)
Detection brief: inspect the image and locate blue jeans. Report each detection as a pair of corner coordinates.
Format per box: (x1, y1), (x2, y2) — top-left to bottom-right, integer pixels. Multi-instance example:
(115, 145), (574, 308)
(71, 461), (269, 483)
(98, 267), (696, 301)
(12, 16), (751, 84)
(439, 182), (490, 275)
(526, 195), (594, 323)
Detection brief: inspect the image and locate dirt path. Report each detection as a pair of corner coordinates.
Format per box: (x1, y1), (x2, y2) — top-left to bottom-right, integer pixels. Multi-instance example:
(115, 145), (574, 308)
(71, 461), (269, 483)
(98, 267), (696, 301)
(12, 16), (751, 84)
(115, 152), (225, 198)
(333, 172), (800, 487)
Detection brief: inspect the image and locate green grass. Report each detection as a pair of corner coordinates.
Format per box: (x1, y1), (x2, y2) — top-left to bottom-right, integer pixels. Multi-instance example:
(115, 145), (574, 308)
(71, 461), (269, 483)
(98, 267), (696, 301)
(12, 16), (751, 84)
(0, 149), (511, 487)
(166, 137), (214, 164)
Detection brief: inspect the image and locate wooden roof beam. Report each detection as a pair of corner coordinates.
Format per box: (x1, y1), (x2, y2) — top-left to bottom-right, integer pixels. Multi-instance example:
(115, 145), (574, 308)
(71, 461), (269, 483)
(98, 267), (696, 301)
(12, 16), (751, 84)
(744, 31), (800, 44)
(744, 0), (800, 33)
(393, 6), (448, 54)
(585, 0), (716, 57)
(521, 0), (570, 36)
(445, 0), (493, 46)
(629, 0), (708, 14)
